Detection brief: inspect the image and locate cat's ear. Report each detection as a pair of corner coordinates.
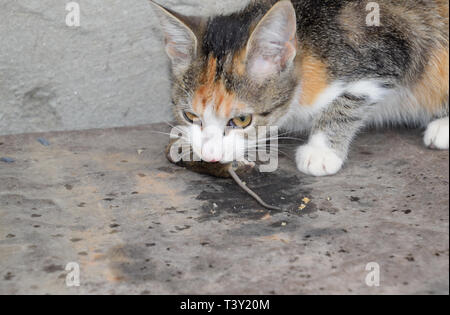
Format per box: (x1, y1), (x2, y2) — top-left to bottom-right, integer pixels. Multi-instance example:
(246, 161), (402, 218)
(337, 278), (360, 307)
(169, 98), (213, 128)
(246, 1), (297, 81)
(150, 1), (198, 74)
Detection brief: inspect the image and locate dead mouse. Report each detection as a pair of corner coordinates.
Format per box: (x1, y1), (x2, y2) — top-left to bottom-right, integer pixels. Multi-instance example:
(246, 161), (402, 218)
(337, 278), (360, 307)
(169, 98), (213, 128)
(166, 139), (283, 211)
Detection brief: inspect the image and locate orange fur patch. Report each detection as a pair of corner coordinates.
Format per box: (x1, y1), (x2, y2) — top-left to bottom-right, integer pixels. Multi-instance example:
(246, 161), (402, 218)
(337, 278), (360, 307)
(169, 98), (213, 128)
(413, 47), (449, 113)
(436, 0), (449, 20)
(205, 57), (217, 86)
(232, 49), (247, 76)
(298, 54), (330, 106)
(193, 56), (241, 118)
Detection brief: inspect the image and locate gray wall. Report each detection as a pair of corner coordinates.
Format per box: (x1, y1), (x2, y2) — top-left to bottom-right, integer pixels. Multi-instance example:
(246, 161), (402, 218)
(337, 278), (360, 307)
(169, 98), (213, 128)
(0, 0), (248, 135)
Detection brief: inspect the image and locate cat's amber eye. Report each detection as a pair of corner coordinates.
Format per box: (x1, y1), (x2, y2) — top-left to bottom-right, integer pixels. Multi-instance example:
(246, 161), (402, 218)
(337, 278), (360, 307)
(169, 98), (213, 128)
(228, 115), (253, 129)
(183, 111), (200, 124)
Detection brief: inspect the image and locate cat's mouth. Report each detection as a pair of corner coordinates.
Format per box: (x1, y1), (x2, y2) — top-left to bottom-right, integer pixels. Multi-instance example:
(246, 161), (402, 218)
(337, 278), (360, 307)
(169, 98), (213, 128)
(191, 138), (247, 165)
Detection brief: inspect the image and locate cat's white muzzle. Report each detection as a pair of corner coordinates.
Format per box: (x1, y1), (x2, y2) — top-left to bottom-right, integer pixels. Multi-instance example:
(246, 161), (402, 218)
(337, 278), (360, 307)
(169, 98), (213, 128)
(191, 125), (246, 164)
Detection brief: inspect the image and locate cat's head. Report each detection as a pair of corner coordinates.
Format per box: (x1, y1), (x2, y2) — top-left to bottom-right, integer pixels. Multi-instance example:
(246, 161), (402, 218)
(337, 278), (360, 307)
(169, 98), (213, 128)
(151, 0), (298, 163)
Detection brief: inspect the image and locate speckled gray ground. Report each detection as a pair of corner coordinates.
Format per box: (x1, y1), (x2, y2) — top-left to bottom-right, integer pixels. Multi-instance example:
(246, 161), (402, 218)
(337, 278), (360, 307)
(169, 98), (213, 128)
(0, 124), (448, 294)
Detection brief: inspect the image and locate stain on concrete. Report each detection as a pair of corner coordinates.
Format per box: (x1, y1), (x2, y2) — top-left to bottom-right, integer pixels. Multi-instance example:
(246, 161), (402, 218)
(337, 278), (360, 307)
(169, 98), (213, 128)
(42, 265), (64, 273)
(21, 86), (62, 130)
(193, 169), (316, 220)
(107, 244), (160, 284)
(3, 272), (15, 281)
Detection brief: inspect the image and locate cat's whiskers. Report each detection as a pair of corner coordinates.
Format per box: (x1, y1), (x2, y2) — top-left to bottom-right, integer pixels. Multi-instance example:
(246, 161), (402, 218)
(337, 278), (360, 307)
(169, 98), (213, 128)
(246, 148), (294, 163)
(161, 120), (187, 132)
(147, 131), (190, 144)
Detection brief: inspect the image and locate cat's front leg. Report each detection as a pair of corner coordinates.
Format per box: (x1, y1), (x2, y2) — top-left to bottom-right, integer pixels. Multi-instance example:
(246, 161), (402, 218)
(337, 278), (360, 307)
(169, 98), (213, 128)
(424, 116), (449, 150)
(296, 95), (367, 176)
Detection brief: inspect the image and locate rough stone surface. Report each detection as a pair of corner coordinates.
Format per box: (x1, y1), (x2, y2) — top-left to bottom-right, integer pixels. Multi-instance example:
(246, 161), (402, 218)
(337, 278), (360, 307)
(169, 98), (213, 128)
(0, 124), (448, 294)
(0, 0), (248, 135)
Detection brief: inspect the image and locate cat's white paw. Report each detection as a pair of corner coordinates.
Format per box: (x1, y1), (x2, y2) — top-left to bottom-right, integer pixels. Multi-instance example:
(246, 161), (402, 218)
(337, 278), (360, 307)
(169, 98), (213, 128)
(296, 134), (344, 177)
(424, 117), (449, 150)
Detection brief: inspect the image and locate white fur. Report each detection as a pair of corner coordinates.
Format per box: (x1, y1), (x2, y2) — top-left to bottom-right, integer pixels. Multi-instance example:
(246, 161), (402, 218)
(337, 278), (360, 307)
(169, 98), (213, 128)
(281, 79), (436, 132)
(345, 80), (432, 127)
(313, 82), (348, 110)
(280, 80), (389, 132)
(189, 106), (248, 163)
(346, 80), (391, 103)
(281, 78), (441, 130)
(285, 80), (389, 176)
(366, 87), (434, 127)
(296, 133), (344, 176)
(424, 117), (449, 149)
(288, 79), (448, 176)
(279, 82), (346, 132)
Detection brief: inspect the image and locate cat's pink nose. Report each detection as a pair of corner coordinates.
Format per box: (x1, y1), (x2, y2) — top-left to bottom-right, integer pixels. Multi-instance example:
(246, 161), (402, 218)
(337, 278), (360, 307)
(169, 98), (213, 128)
(201, 146), (223, 163)
(202, 154), (222, 163)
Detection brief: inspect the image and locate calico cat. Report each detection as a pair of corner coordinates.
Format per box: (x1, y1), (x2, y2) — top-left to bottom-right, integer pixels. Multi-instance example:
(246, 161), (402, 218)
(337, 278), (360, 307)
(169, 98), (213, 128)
(151, 0), (449, 176)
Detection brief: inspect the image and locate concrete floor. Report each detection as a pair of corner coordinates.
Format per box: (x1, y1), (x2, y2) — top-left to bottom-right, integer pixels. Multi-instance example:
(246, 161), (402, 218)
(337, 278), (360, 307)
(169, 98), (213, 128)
(0, 124), (448, 294)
